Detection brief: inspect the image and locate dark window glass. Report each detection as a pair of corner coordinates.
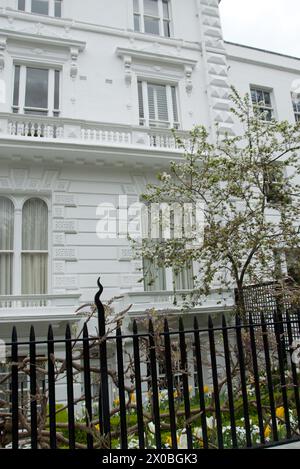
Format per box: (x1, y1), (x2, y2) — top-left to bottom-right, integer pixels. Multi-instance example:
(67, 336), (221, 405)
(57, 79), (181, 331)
(54, 70), (60, 111)
(54, 0), (62, 17)
(13, 65), (20, 108)
(134, 14), (140, 31)
(162, 0), (169, 19)
(18, 0), (26, 11)
(163, 20), (170, 37)
(144, 16), (160, 35)
(31, 0), (49, 15)
(25, 67), (48, 111)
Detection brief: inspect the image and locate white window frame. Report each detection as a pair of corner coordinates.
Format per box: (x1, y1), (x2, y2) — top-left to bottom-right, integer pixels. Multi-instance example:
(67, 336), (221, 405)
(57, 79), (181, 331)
(138, 80), (179, 129)
(133, 0), (172, 37)
(17, 0), (63, 17)
(12, 64), (61, 117)
(0, 195), (51, 297)
(250, 86), (274, 121)
(292, 96), (300, 122)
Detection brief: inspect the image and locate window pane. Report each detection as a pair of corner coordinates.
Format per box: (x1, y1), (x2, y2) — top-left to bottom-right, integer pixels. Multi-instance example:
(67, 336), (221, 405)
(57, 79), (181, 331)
(263, 91), (271, 106)
(0, 197), (14, 296)
(18, 0), (26, 11)
(31, 0), (49, 15)
(25, 67), (48, 110)
(13, 65), (20, 107)
(22, 253), (48, 294)
(162, 0), (169, 19)
(174, 263), (194, 290)
(144, 0), (158, 16)
(54, 0), (62, 17)
(134, 14), (140, 31)
(251, 89), (257, 104)
(22, 198), (48, 251)
(0, 254), (13, 295)
(54, 70), (60, 111)
(147, 84), (155, 120)
(256, 89), (263, 103)
(148, 83), (169, 123)
(163, 20), (170, 37)
(144, 16), (160, 34)
(0, 197), (14, 251)
(143, 258), (166, 291)
(156, 85), (168, 121)
(138, 81), (144, 119)
(133, 0), (139, 12)
(171, 86), (178, 123)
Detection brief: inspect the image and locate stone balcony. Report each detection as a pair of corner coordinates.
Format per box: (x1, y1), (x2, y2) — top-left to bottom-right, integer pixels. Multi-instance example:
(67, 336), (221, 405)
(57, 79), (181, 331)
(0, 293), (81, 333)
(0, 113), (190, 152)
(119, 288), (235, 329)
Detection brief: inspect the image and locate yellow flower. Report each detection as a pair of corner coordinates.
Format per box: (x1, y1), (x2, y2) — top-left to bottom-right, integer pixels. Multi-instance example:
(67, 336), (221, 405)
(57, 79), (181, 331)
(95, 423), (100, 431)
(130, 393), (136, 403)
(276, 406), (285, 420)
(113, 398), (120, 407)
(165, 435), (172, 446)
(203, 385), (210, 393)
(264, 425), (272, 438)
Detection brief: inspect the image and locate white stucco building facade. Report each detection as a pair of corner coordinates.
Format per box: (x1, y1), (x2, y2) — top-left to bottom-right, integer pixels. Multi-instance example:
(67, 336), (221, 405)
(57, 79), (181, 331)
(0, 0), (299, 345)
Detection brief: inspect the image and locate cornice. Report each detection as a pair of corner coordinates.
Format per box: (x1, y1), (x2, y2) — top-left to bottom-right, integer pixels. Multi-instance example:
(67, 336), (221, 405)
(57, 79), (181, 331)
(116, 46), (198, 68)
(0, 27), (86, 50)
(227, 53), (300, 75)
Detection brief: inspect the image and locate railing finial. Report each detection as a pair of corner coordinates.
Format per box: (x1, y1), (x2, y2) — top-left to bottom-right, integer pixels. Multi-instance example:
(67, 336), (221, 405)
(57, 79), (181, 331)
(95, 276), (103, 307)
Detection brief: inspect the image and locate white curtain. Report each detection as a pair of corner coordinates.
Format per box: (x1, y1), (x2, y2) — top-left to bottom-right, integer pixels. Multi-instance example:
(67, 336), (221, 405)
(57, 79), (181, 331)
(0, 197), (14, 295)
(174, 262), (194, 290)
(143, 258), (166, 292)
(22, 198), (48, 294)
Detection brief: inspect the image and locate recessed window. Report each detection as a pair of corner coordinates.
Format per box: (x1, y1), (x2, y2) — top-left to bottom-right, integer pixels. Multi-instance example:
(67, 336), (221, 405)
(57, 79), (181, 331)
(138, 80), (179, 128)
(13, 65), (60, 116)
(250, 87), (274, 121)
(134, 0), (171, 37)
(0, 198), (14, 295)
(0, 197), (49, 297)
(17, 0), (62, 17)
(292, 96), (300, 122)
(22, 198), (48, 295)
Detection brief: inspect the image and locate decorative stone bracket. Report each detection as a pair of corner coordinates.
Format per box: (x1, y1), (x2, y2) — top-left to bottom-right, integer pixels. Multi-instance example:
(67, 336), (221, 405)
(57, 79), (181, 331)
(124, 55), (132, 86)
(70, 46), (79, 79)
(185, 65), (193, 95)
(0, 36), (7, 72)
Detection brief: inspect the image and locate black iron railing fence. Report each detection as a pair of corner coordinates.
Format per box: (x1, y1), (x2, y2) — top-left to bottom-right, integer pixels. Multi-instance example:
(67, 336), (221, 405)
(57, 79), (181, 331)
(1, 280), (300, 450)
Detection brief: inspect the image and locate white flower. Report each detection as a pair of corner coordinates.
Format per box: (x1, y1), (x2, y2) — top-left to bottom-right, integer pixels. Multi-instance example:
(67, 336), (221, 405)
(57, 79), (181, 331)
(206, 416), (215, 429)
(161, 172), (171, 181)
(178, 433), (188, 449)
(148, 422), (155, 434)
(194, 427), (203, 440)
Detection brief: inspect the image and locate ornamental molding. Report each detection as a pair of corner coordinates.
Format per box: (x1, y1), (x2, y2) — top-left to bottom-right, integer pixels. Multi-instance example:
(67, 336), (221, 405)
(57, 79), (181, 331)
(0, 35), (6, 71)
(0, 28), (86, 51)
(116, 46), (197, 69)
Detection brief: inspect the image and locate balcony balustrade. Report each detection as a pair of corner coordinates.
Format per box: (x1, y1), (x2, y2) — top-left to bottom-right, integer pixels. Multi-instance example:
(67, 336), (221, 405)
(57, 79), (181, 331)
(0, 113), (190, 151)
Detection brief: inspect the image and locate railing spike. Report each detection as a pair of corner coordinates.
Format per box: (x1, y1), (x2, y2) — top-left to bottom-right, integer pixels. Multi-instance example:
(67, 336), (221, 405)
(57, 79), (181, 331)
(47, 324), (54, 341)
(133, 319), (138, 334)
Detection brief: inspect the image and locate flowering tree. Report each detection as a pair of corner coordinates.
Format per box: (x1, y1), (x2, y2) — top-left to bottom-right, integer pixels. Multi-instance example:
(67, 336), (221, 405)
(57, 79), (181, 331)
(133, 89), (300, 314)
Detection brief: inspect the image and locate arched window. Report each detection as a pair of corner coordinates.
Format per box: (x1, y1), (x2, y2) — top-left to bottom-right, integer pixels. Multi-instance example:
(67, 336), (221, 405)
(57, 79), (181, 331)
(0, 198), (14, 295)
(22, 198), (48, 295)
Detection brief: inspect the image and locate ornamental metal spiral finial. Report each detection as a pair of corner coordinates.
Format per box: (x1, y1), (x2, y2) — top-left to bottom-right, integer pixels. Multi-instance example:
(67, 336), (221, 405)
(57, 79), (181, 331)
(95, 277), (104, 311)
